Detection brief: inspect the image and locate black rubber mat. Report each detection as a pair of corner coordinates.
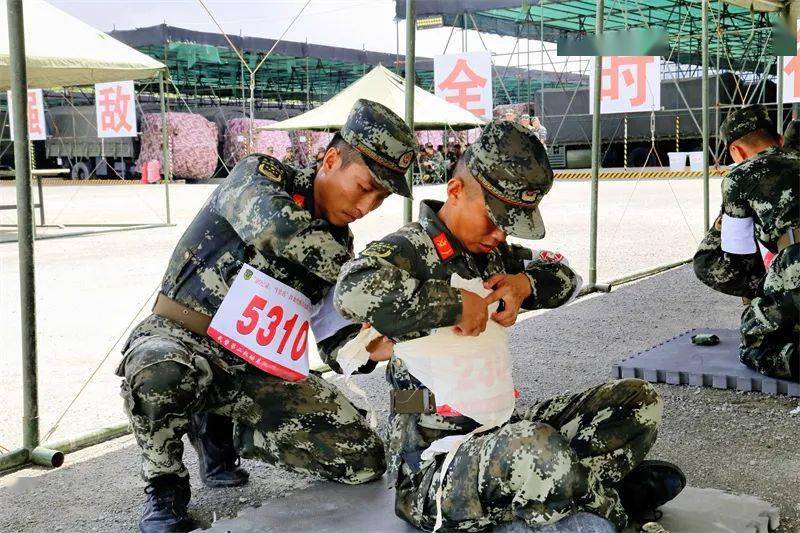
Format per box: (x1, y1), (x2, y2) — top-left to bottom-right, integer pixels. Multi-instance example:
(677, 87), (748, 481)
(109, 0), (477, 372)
(613, 328), (799, 396)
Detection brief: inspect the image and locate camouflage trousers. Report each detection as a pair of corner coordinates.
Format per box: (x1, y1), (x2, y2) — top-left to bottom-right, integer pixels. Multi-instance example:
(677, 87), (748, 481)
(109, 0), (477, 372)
(117, 333), (385, 484)
(739, 245), (800, 381)
(395, 379), (663, 532)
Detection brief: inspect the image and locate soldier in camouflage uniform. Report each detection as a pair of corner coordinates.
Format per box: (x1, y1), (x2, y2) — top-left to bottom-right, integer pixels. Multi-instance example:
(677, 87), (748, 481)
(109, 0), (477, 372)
(693, 105), (799, 381)
(117, 99), (417, 532)
(417, 142), (446, 184)
(335, 120), (684, 532)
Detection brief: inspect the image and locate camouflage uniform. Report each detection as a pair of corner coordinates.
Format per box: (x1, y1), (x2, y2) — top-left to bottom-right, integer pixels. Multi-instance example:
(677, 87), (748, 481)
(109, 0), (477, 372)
(694, 105), (799, 380)
(335, 121), (662, 531)
(417, 150), (446, 183)
(117, 99), (418, 486)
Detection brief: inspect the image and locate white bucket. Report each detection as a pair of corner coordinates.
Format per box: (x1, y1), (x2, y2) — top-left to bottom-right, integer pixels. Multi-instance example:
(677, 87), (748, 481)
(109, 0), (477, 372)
(668, 152), (687, 171)
(689, 151), (704, 171)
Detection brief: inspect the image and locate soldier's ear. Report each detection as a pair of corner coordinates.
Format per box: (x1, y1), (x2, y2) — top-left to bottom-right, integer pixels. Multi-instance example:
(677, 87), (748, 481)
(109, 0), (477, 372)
(446, 177), (465, 200)
(322, 147), (341, 172)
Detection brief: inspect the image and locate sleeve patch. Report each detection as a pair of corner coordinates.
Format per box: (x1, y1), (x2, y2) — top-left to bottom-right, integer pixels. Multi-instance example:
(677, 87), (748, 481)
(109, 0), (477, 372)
(361, 241), (398, 259)
(257, 157), (285, 183)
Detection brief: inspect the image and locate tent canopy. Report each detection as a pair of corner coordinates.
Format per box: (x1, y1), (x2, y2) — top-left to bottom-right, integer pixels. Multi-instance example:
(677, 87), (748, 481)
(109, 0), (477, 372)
(0, 0), (165, 90)
(395, 1), (788, 72)
(262, 65), (486, 131)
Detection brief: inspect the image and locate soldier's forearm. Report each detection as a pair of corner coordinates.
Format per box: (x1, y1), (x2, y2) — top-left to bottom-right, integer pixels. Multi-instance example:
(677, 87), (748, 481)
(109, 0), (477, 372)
(316, 323), (378, 374)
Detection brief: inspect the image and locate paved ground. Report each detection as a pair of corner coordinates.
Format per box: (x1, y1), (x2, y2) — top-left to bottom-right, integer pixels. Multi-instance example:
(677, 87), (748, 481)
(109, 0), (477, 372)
(1, 265), (798, 532)
(0, 178), (719, 449)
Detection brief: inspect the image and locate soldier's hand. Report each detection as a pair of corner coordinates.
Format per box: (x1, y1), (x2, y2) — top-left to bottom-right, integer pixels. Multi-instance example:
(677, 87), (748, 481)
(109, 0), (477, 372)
(454, 289), (489, 336)
(363, 324), (394, 362)
(483, 273), (533, 327)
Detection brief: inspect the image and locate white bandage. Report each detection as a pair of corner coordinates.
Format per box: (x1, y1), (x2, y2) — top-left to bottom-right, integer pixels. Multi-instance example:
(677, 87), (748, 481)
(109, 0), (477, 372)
(721, 214), (757, 255)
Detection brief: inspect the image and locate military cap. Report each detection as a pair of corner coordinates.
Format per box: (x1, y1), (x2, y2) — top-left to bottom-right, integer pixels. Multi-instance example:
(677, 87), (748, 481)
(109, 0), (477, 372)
(465, 119), (553, 239)
(339, 98), (417, 198)
(520, 113), (531, 120)
(720, 104), (777, 146)
(783, 119), (800, 152)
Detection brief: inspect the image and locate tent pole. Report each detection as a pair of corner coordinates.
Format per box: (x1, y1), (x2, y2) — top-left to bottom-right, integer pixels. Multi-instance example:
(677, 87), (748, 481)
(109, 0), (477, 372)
(776, 55), (784, 133)
(404, 0), (416, 224)
(8, 0), (39, 459)
(158, 70), (172, 225)
(701, 0), (710, 232)
(589, 0), (604, 287)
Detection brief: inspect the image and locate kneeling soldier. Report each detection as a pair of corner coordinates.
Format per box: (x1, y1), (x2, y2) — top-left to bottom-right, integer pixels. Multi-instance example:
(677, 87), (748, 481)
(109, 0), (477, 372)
(117, 99), (416, 532)
(335, 120), (684, 531)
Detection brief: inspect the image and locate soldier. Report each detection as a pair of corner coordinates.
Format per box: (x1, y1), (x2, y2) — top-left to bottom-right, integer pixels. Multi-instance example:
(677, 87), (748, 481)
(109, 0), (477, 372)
(335, 120), (684, 532)
(281, 146), (297, 168)
(117, 98), (416, 532)
(417, 142), (446, 184)
(693, 104), (799, 381)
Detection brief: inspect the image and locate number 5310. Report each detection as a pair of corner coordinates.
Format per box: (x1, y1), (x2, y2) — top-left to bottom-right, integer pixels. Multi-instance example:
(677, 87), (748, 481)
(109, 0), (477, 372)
(236, 295), (309, 361)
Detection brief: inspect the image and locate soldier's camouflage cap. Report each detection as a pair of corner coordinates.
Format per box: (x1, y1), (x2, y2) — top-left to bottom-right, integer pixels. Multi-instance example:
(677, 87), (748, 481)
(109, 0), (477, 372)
(720, 104), (777, 146)
(339, 98), (417, 198)
(465, 119), (553, 239)
(784, 119), (800, 152)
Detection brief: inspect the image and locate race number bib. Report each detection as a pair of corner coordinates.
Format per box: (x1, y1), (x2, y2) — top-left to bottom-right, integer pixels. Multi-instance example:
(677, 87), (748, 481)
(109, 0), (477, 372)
(207, 264), (312, 381)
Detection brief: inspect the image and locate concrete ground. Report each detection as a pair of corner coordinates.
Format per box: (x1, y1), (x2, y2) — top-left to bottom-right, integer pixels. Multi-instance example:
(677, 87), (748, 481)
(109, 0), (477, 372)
(0, 177), (719, 449)
(1, 265), (798, 533)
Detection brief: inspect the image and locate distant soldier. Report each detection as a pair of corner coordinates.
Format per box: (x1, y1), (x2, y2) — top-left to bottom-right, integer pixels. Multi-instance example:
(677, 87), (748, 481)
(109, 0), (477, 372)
(336, 120), (684, 532)
(117, 99), (417, 532)
(694, 104), (799, 380)
(417, 142), (445, 183)
(531, 116), (548, 147)
(281, 146), (297, 168)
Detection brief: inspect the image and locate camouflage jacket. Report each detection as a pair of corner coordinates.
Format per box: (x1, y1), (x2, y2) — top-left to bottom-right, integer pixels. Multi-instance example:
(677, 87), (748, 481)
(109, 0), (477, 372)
(335, 199), (581, 483)
(694, 147), (800, 297)
(122, 154), (366, 374)
(417, 152), (445, 180)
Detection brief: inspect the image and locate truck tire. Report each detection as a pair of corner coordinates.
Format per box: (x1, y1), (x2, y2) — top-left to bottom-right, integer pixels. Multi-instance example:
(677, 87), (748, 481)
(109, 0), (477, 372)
(70, 161), (91, 180)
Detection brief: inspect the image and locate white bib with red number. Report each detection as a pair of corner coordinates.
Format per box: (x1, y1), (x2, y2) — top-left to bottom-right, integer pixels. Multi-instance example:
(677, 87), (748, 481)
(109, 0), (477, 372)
(207, 264), (312, 381)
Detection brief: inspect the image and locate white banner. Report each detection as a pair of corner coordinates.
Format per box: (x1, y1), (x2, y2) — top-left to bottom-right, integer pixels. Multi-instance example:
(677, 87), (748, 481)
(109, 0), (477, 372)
(434, 51), (493, 120)
(782, 20), (800, 104)
(7, 89), (46, 141)
(589, 56), (661, 114)
(95, 80), (137, 138)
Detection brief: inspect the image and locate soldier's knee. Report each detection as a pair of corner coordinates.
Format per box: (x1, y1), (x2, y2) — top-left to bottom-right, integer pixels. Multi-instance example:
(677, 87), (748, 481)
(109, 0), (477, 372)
(126, 360), (198, 421)
(498, 421), (578, 487)
(612, 379), (662, 415)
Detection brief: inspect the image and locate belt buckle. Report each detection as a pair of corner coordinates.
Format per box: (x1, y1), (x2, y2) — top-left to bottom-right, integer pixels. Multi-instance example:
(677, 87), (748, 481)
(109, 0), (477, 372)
(421, 389), (435, 415)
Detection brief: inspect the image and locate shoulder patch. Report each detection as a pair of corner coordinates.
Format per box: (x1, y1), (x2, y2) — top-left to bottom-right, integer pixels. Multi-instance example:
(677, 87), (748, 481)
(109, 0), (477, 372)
(292, 193), (306, 208)
(432, 232), (455, 261)
(361, 241), (398, 259)
(257, 157), (284, 183)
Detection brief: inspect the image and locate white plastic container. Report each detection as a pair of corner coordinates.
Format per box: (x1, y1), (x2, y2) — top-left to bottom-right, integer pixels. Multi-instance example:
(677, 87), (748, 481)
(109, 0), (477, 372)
(668, 152), (687, 171)
(689, 151), (704, 171)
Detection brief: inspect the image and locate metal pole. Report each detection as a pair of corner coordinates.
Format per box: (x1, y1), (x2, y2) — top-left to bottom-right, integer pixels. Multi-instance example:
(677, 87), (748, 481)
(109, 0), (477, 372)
(589, 0), (604, 287)
(701, 0), (710, 232)
(776, 56), (784, 133)
(7, 0), (38, 455)
(158, 71), (172, 225)
(403, 0), (416, 224)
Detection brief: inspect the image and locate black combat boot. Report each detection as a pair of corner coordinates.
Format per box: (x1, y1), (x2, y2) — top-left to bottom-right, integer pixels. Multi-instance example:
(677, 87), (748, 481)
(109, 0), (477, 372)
(187, 412), (250, 488)
(617, 460), (686, 523)
(139, 474), (193, 533)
